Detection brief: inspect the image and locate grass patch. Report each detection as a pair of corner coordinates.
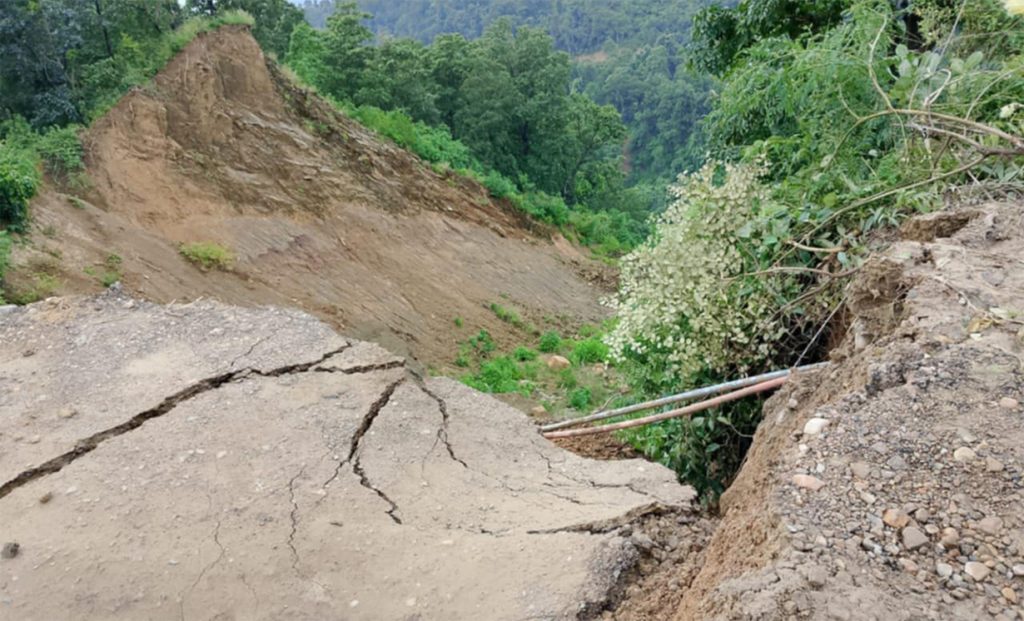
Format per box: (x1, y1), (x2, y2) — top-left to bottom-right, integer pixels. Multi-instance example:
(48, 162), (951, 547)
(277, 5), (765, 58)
(84, 253), (122, 287)
(179, 242), (233, 271)
(538, 330), (561, 353)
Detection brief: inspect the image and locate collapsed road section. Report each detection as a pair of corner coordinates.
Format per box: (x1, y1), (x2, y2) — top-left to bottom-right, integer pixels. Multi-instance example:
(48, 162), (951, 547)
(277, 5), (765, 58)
(0, 291), (694, 620)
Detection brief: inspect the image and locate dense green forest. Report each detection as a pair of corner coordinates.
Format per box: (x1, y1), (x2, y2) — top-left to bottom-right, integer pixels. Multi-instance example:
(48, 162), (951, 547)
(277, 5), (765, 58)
(300, 0), (717, 185)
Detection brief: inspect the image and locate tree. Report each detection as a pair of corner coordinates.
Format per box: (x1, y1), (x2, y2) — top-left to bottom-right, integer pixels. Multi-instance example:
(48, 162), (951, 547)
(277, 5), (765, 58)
(561, 94), (626, 201)
(0, 1), (82, 127)
(318, 2), (375, 100)
(359, 38), (439, 123)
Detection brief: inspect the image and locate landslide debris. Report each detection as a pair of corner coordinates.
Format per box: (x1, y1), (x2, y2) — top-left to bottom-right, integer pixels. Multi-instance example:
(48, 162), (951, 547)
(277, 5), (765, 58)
(0, 290), (695, 620)
(670, 202), (1024, 620)
(6, 25), (609, 367)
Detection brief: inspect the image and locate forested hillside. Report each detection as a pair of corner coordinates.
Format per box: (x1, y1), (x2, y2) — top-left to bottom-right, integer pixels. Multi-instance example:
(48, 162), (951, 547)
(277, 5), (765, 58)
(300, 0), (717, 187)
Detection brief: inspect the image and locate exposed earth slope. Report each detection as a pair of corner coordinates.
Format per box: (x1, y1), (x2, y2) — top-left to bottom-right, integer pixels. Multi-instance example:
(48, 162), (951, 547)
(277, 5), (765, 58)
(671, 203), (1024, 620)
(6, 25), (608, 366)
(0, 290), (694, 620)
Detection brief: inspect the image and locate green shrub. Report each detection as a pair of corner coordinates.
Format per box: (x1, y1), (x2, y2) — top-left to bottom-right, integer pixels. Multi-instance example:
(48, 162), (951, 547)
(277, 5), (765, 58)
(568, 388), (592, 410)
(538, 331), (561, 353)
(0, 230), (11, 302)
(570, 337), (609, 365)
(556, 368), (577, 389)
(179, 242), (233, 270)
(453, 316), (463, 328)
(467, 329), (496, 354)
(461, 356), (522, 393)
(482, 170), (517, 199)
(513, 346), (538, 362)
(36, 126), (83, 177)
(0, 146), (40, 230)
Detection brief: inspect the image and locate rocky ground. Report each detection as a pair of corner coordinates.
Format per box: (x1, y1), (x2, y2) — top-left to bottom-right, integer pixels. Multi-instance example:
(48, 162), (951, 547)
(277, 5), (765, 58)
(0, 290), (694, 620)
(672, 203), (1024, 620)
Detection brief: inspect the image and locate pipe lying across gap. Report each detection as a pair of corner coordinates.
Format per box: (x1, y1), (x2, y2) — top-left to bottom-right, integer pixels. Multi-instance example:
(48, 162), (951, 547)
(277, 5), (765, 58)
(540, 362), (830, 433)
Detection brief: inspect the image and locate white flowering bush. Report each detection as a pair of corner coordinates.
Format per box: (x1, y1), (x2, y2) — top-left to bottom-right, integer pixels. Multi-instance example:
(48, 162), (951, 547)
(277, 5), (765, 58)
(606, 160), (798, 391)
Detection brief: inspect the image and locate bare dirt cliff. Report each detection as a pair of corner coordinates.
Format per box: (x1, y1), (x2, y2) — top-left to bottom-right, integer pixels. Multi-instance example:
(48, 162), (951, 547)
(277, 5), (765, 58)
(669, 203), (1024, 620)
(0, 291), (695, 620)
(7, 25), (609, 366)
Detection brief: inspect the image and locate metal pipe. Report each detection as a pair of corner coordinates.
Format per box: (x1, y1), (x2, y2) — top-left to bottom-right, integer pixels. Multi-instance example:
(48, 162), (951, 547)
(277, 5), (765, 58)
(542, 376), (789, 439)
(539, 362), (829, 432)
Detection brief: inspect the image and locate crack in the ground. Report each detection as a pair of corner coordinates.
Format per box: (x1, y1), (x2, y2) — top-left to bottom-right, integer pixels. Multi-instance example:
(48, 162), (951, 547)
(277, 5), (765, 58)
(409, 373), (468, 468)
(228, 335), (272, 370)
(180, 517), (227, 620)
(316, 359), (406, 375)
(0, 344), (353, 501)
(286, 467), (306, 572)
(533, 449), (657, 500)
(347, 378), (406, 524)
(525, 502), (674, 535)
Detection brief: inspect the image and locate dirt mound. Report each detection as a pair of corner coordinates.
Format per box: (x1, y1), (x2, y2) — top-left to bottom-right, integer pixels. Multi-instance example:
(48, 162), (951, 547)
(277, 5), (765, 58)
(671, 202), (1024, 620)
(0, 291), (694, 620)
(7, 25), (610, 367)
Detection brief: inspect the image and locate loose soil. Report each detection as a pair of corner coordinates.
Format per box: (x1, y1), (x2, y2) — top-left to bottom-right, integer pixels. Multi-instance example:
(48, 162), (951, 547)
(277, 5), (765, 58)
(6, 26), (612, 370)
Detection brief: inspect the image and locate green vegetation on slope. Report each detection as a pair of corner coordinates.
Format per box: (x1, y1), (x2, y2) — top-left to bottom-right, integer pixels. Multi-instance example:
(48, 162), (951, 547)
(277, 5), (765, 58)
(299, 0), (716, 201)
(606, 0), (1024, 500)
(285, 6), (650, 252)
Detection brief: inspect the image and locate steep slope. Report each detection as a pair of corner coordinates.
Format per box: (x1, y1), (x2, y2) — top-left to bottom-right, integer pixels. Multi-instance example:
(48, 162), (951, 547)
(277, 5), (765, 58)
(7, 25), (608, 365)
(671, 203), (1024, 620)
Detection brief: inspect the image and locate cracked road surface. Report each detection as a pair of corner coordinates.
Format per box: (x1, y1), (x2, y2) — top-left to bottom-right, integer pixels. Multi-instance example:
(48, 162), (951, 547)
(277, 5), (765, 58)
(0, 292), (694, 620)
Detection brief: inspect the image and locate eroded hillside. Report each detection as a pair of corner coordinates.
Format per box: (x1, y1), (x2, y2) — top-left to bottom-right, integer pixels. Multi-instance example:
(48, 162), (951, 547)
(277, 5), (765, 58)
(6, 25), (609, 365)
(667, 203), (1024, 620)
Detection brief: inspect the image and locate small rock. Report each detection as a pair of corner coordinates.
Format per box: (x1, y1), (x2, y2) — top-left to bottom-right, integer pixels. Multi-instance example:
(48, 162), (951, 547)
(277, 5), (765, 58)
(803, 418), (830, 436)
(978, 516), (1003, 535)
(965, 561), (991, 581)
(898, 558), (919, 574)
(25, 435), (41, 445)
(1, 542), (19, 559)
(57, 407), (77, 419)
(1003, 588), (1018, 604)
(530, 405), (546, 417)
(850, 462), (871, 479)
(913, 508), (930, 523)
(940, 528), (960, 547)
(631, 533), (655, 551)
(902, 526), (928, 550)
(935, 562), (953, 579)
(804, 565), (828, 588)
(953, 447), (976, 463)
(1013, 564), (1024, 577)
(986, 457), (1005, 472)
(957, 428), (978, 443)
(793, 474), (826, 492)
(883, 508), (911, 529)
(546, 355), (571, 370)
(38, 491), (53, 504)
(999, 397), (1019, 410)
